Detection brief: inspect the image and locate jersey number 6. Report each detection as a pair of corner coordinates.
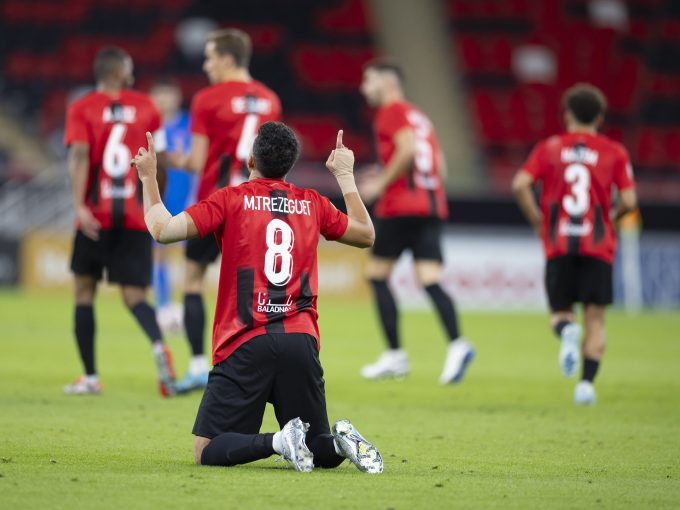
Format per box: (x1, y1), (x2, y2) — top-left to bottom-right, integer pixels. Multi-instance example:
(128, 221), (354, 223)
(103, 124), (131, 179)
(264, 219), (294, 286)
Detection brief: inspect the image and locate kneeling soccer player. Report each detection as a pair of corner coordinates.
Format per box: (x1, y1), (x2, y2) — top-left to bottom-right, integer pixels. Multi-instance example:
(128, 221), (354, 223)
(512, 83), (637, 405)
(132, 122), (383, 472)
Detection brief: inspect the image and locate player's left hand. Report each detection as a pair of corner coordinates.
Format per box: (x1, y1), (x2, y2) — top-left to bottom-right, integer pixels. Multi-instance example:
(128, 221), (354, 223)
(131, 132), (157, 180)
(358, 173), (384, 204)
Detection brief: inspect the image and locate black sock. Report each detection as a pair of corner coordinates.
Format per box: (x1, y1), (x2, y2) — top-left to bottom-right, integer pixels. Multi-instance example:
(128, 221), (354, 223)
(553, 320), (571, 339)
(75, 305), (96, 375)
(201, 433), (274, 466)
(582, 357), (600, 383)
(184, 294), (205, 356)
(424, 284), (461, 342)
(369, 279), (399, 350)
(130, 302), (163, 343)
(308, 434), (344, 469)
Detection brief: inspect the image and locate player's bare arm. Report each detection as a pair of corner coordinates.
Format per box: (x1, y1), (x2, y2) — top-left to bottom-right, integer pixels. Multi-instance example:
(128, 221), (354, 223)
(360, 127), (416, 203)
(612, 187), (638, 222)
(512, 169), (543, 233)
(326, 130), (375, 248)
(166, 133), (209, 173)
(132, 132), (200, 243)
(68, 142), (101, 241)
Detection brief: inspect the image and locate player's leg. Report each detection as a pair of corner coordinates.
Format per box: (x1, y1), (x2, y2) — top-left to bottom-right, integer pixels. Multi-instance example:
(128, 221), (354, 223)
(194, 336), (308, 469)
(574, 304), (606, 405)
(362, 218), (409, 379)
(65, 231), (103, 395)
(153, 244), (182, 334)
(270, 333), (382, 473)
(546, 256), (582, 377)
(111, 230), (176, 396)
(178, 237), (217, 393)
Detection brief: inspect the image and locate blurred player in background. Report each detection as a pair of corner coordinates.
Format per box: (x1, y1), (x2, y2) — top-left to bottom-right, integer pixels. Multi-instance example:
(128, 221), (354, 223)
(358, 59), (475, 384)
(512, 83), (637, 405)
(133, 124), (383, 473)
(149, 78), (193, 333)
(64, 47), (176, 396)
(169, 29), (282, 394)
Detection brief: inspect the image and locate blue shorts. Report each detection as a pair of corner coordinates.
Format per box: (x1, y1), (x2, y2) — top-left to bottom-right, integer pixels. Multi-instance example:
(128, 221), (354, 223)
(164, 169), (193, 216)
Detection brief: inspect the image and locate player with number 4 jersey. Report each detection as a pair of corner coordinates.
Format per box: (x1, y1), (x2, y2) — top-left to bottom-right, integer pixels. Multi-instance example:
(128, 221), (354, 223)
(167, 29), (281, 393)
(132, 122), (383, 473)
(358, 59), (474, 385)
(64, 47), (176, 397)
(513, 83), (637, 405)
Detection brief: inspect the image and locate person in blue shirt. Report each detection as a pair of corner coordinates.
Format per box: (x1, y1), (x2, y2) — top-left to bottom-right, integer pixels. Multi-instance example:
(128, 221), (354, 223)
(150, 78), (208, 391)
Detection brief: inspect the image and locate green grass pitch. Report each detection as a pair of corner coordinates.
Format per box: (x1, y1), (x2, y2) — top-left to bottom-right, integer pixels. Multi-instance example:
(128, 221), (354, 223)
(1, 290), (679, 509)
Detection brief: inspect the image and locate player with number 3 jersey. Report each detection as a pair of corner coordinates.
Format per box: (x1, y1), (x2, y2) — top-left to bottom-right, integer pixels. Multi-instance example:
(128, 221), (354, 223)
(64, 47), (176, 397)
(167, 29), (281, 393)
(513, 83), (637, 405)
(132, 122), (384, 473)
(358, 59), (475, 385)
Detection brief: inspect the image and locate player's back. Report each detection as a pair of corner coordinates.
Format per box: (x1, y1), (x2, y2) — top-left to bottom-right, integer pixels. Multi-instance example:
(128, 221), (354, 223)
(191, 80), (282, 200)
(186, 177), (347, 365)
(373, 100), (448, 219)
(65, 89), (164, 230)
(526, 131), (634, 263)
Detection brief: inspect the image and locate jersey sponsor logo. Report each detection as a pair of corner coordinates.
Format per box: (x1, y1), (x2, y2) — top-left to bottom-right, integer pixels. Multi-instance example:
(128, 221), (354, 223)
(256, 292), (293, 314)
(231, 96), (272, 115)
(560, 146), (598, 166)
(243, 195), (312, 216)
(558, 217), (593, 237)
(102, 105), (137, 124)
(101, 180), (135, 200)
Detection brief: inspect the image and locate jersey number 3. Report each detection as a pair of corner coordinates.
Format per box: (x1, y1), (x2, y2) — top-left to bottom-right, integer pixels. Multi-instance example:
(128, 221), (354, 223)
(264, 219), (294, 286)
(563, 163), (590, 216)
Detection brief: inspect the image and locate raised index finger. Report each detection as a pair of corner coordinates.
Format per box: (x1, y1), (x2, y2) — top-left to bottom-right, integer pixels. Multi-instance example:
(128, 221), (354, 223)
(146, 131), (155, 154)
(336, 130), (344, 149)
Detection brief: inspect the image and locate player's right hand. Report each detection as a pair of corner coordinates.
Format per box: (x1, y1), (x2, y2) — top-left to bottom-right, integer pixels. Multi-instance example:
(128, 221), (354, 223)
(77, 205), (101, 241)
(325, 130), (354, 177)
(131, 132), (158, 180)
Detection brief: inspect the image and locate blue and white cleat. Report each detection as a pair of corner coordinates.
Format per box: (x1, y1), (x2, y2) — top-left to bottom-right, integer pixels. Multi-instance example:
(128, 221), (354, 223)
(439, 339), (475, 384)
(559, 323), (582, 377)
(279, 418), (314, 472)
(361, 349), (410, 380)
(574, 381), (596, 405)
(332, 419), (383, 474)
(175, 371), (209, 394)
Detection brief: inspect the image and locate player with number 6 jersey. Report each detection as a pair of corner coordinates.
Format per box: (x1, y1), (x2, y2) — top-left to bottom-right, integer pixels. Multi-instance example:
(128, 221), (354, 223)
(513, 83), (637, 405)
(167, 28), (282, 393)
(132, 122), (384, 473)
(358, 59), (475, 385)
(64, 47), (176, 397)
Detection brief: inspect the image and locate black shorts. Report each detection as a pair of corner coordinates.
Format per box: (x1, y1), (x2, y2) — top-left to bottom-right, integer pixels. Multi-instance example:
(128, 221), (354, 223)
(185, 235), (220, 265)
(545, 255), (613, 311)
(192, 333), (332, 443)
(372, 216), (443, 261)
(70, 229), (152, 287)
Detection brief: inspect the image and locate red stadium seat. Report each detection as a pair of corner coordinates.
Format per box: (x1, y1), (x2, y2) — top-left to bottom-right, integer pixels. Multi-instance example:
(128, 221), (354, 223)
(291, 45), (375, 90)
(315, 0), (373, 35)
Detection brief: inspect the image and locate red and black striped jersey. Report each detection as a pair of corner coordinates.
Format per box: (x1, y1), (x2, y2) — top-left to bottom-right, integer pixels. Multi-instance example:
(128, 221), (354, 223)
(190, 80), (282, 201)
(185, 178), (348, 366)
(523, 132), (636, 264)
(64, 89), (166, 231)
(372, 100), (448, 220)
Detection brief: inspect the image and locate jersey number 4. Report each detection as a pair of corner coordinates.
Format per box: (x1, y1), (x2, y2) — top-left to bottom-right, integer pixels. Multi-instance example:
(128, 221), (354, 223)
(264, 219), (294, 286)
(563, 163), (591, 216)
(103, 124), (131, 179)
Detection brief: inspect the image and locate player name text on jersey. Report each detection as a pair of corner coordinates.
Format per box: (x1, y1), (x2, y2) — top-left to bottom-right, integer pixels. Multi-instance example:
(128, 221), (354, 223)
(102, 105), (137, 124)
(244, 195), (312, 216)
(560, 147), (599, 166)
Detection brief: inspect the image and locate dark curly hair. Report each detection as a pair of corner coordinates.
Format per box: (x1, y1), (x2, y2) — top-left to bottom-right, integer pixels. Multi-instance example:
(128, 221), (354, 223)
(563, 83), (607, 125)
(252, 121), (301, 179)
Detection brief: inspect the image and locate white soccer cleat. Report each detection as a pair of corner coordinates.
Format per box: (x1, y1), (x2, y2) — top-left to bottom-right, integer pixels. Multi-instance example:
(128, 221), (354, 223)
(574, 381), (597, 405)
(156, 303), (184, 335)
(64, 376), (101, 395)
(332, 419), (383, 474)
(360, 349), (409, 380)
(279, 418), (314, 472)
(559, 323), (582, 377)
(439, 338), (475, 385)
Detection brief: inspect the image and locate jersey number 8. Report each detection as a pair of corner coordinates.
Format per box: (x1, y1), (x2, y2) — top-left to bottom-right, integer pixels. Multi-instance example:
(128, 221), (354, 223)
(264, 219), (294, 286)
(563, 163), (591, 217)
